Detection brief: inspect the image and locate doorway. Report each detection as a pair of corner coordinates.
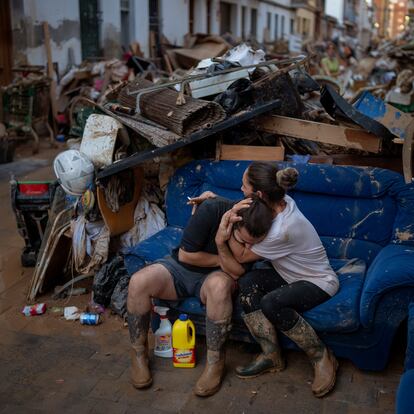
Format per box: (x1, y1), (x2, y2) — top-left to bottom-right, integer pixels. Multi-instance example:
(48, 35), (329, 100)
(0, 0), (12, 85)
(79, 0), (101, 60)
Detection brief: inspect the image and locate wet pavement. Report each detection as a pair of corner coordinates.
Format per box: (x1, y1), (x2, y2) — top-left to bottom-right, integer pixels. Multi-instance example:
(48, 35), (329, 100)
(0, 142), (403, 413)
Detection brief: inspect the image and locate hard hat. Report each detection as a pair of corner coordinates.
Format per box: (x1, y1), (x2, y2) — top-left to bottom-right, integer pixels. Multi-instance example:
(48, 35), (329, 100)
(53, 150), (95, 196)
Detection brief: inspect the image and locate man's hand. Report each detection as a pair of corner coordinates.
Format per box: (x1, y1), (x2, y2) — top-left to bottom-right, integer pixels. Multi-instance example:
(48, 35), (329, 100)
(215, 210), (242, 246)
(187, 191), (217, 215)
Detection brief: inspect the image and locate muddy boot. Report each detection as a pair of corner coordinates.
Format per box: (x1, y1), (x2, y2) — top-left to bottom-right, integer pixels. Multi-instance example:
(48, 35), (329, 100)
(128, 312), (152, 389)
(194, 317), (231, 397)
(236, 310), (285, 378)
(283, 315), (338, 398)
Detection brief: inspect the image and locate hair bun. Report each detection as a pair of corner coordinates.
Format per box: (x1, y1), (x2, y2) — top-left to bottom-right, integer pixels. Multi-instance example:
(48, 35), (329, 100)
(276, 168), (299, 190)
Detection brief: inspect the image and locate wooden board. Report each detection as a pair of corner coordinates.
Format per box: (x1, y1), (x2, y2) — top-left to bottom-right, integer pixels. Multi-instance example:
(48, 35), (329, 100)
(258, 115), (382, 153)
(218, 144), (284, 161)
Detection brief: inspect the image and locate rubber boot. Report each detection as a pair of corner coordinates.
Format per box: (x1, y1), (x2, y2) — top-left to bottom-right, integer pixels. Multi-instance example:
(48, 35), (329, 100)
(194, 317), (231, 397)
(236, 310), (285, 378)
(128, 311), (152, 389)
(283, 315), (338, 397)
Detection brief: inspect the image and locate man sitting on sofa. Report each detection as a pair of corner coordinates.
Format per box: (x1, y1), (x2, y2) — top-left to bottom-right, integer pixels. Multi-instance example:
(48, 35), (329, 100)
(127, 195), (273, 397)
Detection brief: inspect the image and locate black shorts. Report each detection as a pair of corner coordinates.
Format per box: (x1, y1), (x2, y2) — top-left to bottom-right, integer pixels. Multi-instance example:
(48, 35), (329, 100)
(155, 256), (219, 300)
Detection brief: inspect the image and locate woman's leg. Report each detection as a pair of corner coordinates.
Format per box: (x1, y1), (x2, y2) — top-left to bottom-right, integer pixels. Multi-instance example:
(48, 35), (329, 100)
(236, 269), (287, 378)
(260, 281), (337, 398)
(238, 268), (287, 313)
(260, 280), (330, 331)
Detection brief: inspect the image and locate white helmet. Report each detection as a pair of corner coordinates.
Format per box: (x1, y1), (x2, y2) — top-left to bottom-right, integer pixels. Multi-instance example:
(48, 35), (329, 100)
(53, 150), (95, 196)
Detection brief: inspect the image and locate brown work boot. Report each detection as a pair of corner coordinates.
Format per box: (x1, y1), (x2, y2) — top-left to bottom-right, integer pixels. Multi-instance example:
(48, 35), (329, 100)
(194, 318), (231, 397)
(311, 347), (338, 397)
(128, 312), (152, 389)
(236, 310), (285, 378)
(283, 315), (338, 398)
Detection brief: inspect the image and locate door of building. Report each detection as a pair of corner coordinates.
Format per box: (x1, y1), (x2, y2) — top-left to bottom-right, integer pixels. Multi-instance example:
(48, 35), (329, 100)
(79, 0), (101, 60)
(0, 0), (12, 86)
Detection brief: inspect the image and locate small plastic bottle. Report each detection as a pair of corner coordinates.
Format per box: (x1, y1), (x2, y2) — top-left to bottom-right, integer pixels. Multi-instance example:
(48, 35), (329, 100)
(153, 306), (173, 358)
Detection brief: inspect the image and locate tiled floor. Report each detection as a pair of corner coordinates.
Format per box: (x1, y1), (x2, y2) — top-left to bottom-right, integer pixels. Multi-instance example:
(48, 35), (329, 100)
(0, 142), (403, 413)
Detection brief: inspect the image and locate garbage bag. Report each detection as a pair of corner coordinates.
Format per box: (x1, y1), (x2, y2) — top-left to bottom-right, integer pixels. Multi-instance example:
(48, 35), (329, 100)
(92, 255), (126, 307)
(110, 272), (131, 318)
(214, 78), (253, 115)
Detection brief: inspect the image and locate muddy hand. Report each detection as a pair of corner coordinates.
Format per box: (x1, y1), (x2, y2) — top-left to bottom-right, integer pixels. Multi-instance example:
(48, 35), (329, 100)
(216, 210), (238, 245)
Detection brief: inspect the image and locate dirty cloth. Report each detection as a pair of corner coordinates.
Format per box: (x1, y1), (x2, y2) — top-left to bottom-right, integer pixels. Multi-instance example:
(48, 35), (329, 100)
(72, 217), (110, 273)
(119, 193), (166, 248)
(251, 195), (338, 296)
(238, 267), (330, 331)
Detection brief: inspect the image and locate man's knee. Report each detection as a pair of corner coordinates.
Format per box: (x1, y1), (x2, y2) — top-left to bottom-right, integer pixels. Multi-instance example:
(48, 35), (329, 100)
(128, 264), (163, 297)
(204, 273), (233, 303)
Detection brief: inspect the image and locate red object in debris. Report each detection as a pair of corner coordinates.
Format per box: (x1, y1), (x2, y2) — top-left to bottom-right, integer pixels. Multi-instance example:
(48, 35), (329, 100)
(22, 303), (47, 316)
(18, 183), (49, 196)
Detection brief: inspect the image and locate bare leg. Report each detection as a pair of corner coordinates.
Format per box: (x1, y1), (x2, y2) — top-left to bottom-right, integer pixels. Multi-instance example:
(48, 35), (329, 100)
(200, 271), (235, 321)
(127, 263), (178, 314)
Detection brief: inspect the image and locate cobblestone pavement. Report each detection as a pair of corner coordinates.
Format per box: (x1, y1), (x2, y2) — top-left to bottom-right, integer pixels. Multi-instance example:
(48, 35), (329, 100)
(0, 142), (403, 413)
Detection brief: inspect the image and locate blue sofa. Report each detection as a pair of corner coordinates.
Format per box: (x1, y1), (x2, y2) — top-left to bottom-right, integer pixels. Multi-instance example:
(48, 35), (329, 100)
(397, 302), (414, 413)
(125, 160), (414, 371)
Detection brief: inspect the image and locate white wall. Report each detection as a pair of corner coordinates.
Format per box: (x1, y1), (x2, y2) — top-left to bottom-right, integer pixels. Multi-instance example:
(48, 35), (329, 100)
(16, 0), (82, 74)
(161, 0), (189, 45)
(194, 0), (208, 33)
(325, 0), (344, 25)
(100, 0), (122, 58)
(131, 0), (150, 56)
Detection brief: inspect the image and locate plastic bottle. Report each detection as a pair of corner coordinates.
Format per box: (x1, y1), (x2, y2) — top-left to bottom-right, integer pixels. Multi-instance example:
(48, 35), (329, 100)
(153, 306), (173, 358)
(172, 313), (196, 368)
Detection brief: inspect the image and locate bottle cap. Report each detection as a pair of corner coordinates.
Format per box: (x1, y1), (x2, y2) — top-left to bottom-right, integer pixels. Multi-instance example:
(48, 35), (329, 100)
(179, 313), (188, 321)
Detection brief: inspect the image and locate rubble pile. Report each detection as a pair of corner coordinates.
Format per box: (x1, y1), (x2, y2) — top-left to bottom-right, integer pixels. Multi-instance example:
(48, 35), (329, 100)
(4, 30), (414, 321)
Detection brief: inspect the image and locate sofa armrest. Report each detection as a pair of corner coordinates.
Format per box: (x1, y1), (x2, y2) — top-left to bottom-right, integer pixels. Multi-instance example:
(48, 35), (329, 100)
(360, 244), (414, 328)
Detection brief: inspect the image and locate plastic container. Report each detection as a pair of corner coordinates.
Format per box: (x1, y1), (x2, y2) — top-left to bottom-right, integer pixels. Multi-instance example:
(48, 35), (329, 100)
(172, 314), (196, 368)
(153, 306), (173, 358)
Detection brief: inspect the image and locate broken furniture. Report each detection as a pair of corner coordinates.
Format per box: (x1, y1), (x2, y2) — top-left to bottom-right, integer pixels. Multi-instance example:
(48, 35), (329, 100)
(352, 91), (414, 184)
(396, 302), (414, 414)
(124, 159), (414, 371)
(1, 77), (54, 153)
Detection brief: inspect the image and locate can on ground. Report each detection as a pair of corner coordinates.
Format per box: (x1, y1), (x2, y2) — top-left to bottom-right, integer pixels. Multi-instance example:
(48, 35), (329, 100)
(79, 313), (100, 325)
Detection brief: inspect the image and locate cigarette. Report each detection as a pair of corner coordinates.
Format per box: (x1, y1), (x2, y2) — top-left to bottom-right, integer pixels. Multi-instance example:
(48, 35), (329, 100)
(187, 196), (192, 201)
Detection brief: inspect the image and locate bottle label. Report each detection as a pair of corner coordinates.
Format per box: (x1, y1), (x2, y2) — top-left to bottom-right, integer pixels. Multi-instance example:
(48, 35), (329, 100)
(155, 335), (171, 351)
(173, 348), (195, 364)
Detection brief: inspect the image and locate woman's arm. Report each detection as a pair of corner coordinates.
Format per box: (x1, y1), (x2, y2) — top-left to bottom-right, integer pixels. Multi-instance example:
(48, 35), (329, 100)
(228, 235), (262, 263)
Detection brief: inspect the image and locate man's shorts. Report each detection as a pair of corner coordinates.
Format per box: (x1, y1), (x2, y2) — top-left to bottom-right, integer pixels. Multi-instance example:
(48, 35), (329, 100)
(154, 256), (219, 300)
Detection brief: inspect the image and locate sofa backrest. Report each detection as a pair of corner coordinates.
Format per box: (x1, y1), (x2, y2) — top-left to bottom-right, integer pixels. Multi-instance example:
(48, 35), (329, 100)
(166, 160), (414, 265)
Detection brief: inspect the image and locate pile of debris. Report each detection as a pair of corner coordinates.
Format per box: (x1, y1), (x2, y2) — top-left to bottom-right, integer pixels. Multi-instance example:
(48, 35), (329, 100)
(8, 35), (414, 323)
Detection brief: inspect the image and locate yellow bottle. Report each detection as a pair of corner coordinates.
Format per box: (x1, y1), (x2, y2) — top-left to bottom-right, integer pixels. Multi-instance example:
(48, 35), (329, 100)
(172, 314), (196, 368)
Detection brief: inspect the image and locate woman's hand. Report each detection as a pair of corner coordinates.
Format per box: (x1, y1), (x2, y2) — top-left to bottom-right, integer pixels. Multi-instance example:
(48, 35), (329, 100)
(231, 198), (252, 215)
(215, 210), (242, 246)
(187, 191), (217, 215)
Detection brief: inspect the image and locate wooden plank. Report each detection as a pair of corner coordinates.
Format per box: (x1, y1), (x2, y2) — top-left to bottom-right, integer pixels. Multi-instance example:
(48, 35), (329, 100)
(258, 115), (382, 153)
(43, 22), (58, 130)
(219, 144), (284, 161)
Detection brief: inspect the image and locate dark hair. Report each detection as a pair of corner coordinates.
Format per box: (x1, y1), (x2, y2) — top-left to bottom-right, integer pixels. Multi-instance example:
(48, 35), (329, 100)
(246, 162), (298, 205)
(234, 196), (273, 238)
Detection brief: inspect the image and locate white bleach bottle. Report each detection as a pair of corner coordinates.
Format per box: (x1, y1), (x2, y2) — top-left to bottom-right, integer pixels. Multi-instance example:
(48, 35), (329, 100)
(153, 306), (173, 358)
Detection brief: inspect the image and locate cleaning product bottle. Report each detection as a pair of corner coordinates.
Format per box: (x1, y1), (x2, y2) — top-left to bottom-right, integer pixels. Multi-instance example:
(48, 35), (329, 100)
(153, 306), (173, 358)
(172, 313), (196, 368)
